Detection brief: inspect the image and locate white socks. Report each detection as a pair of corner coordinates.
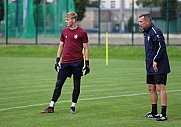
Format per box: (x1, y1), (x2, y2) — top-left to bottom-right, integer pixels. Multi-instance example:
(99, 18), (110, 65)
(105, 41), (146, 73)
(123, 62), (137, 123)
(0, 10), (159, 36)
(49, 101), (76, 108)
(49, 101), (55, 107)
(71, 102), (76, 107)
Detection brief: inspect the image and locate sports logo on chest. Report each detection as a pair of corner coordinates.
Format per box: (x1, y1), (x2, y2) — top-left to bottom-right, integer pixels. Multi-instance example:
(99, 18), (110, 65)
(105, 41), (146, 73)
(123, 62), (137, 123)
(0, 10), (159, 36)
(147, 36), (150, 41)
(74, 34), (78, 39)
(64, 34), (78, 40)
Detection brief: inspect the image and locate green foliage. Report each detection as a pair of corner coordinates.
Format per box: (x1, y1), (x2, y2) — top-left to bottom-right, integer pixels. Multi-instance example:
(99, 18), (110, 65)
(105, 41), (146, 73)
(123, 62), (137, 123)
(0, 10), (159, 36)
(34, 0), (41, 4)
(136, 0), (161, 7)
(87, 0), (99, 8)
(128, 16), (133, 33)
(74, 0), (89, 21)
(178, 1), (181, 12)
(0, 0), (4, 22)
(136, 0), (178, 19)
(160, 0), (178, 19)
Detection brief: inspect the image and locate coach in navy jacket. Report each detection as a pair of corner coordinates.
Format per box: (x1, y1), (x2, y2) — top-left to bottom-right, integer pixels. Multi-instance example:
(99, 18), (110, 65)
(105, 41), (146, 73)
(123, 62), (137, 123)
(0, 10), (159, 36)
(139, 14), (170, 121)
(143, 23), (170, 74)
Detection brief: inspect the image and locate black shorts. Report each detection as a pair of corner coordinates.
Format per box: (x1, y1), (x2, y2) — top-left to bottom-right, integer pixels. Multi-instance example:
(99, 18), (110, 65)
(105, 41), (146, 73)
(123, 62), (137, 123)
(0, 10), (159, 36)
(147, 73), (167, 85)
(58, 60), (84, 79)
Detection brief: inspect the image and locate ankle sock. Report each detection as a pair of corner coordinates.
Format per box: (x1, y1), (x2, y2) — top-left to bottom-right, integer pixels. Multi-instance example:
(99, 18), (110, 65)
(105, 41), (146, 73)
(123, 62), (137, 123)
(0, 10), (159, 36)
(152, 104), (158, 115)
(161, 106), (167, 117)
(49, 101), (55, 107)
(71, 102), (76, 107)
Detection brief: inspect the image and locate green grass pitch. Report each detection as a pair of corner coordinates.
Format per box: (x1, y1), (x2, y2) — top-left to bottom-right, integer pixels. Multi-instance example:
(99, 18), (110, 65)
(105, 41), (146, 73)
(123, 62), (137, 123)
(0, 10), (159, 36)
(0, 45), (181, 127)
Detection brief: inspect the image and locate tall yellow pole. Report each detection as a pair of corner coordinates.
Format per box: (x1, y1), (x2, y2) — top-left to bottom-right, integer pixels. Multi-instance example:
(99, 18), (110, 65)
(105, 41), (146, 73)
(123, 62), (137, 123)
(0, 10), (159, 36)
(106, 32), (109, 66)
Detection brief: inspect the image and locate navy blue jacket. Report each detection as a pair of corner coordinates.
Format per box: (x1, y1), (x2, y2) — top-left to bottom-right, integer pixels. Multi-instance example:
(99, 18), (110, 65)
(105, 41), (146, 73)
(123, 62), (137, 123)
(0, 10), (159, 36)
(143, 23), (170, 74)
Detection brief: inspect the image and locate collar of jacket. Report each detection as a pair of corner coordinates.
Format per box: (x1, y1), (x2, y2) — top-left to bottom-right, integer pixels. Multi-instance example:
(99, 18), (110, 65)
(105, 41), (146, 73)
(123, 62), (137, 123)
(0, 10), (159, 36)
(143, 23), (154, 33)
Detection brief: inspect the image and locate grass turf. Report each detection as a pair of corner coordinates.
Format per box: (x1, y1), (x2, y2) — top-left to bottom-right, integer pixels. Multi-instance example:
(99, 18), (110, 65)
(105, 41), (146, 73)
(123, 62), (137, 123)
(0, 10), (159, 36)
(0, 45), (181, 60)
(0, 45), (181, 127)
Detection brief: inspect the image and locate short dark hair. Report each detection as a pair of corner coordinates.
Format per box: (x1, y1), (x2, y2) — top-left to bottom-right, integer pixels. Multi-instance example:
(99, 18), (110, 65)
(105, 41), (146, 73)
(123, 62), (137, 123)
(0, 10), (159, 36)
(139, 14), (152, 21)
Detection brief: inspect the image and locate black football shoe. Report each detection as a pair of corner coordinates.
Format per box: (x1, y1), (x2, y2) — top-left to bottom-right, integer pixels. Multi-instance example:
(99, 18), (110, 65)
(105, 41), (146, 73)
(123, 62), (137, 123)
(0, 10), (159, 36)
(156, 114), (167, 121)
(41, 106), (54, 113)
(146, 112), (160, 118)
(70, 106), (76, 114)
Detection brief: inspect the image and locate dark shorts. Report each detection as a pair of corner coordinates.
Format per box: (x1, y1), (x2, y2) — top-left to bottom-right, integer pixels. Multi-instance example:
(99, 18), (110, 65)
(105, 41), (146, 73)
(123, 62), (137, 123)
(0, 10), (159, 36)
(147, 73), (167, 85)
(58, 60), (84, 79)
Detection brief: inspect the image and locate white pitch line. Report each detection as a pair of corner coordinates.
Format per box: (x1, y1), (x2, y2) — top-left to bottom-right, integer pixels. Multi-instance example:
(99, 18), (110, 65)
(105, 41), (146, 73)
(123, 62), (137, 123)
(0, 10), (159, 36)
(0, 90), (180, 112)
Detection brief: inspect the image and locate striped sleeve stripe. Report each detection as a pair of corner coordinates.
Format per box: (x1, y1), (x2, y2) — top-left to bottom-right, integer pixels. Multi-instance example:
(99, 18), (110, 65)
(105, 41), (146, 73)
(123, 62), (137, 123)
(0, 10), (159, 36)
(152, 27), (161, 61)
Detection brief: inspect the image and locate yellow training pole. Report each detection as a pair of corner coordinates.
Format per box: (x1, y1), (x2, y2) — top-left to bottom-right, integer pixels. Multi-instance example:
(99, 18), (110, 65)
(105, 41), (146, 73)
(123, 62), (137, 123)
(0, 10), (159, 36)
(82, 48), (85, 65)
(106, 32), (109, 66)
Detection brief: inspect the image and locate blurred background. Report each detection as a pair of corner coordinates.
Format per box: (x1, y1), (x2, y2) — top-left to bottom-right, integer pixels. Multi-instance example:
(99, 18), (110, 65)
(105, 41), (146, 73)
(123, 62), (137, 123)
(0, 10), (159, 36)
(0, 0), (181, 46)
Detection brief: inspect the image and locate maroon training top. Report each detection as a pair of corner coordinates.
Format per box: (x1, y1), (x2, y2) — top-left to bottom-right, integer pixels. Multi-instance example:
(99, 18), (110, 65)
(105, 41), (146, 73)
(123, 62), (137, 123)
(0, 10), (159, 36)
(60, 26), (88, 64)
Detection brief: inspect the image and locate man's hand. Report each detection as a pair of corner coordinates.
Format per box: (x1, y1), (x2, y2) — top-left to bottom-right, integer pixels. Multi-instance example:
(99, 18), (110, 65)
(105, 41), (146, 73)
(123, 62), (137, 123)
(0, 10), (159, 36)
(55, 57), (60, 72)
(83, 60), (90, 75)
(153, 61), (158, 72)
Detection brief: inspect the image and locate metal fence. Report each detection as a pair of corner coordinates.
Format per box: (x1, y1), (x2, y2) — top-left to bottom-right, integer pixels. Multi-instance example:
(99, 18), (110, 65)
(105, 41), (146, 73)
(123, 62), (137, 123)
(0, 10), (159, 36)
(0, 0), (181, 46)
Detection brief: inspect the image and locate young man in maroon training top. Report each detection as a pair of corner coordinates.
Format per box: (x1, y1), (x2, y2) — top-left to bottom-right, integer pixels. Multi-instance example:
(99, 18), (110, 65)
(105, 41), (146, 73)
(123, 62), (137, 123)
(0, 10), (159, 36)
(41, 12), (90, 114)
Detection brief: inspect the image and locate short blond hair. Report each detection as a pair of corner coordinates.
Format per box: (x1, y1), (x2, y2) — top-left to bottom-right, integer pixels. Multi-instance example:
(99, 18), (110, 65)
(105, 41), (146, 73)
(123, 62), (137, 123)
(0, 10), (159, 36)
(65, 12), (77, 19)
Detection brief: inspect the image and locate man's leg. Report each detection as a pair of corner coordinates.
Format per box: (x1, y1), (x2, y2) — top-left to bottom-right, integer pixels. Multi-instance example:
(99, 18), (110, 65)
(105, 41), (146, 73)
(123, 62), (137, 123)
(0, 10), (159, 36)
(147, 84), (158, 116)
(51, 76), (67, 103)
(70, 76), (81, 114)
(153, 73), (168, 121)
(41, 76), (67, 113)
(70, 61), (83, 114)
(49, 64), (71, 107)
(156, 84), (167, 107)
(156, 84), (167, 120)
(72, 76), (81, 103)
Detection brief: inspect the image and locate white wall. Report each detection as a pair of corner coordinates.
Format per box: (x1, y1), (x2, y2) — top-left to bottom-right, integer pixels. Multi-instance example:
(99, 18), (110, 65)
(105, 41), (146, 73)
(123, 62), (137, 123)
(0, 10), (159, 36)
(100, 0), (139, 9)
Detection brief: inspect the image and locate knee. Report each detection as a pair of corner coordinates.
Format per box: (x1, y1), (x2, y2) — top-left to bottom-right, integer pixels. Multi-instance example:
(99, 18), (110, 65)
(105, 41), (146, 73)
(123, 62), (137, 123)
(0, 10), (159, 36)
(74, 79), (80, 90)
(156, 84), (166, 93)
(148, 84), (156, 93)
(55, 80), (63, 89)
